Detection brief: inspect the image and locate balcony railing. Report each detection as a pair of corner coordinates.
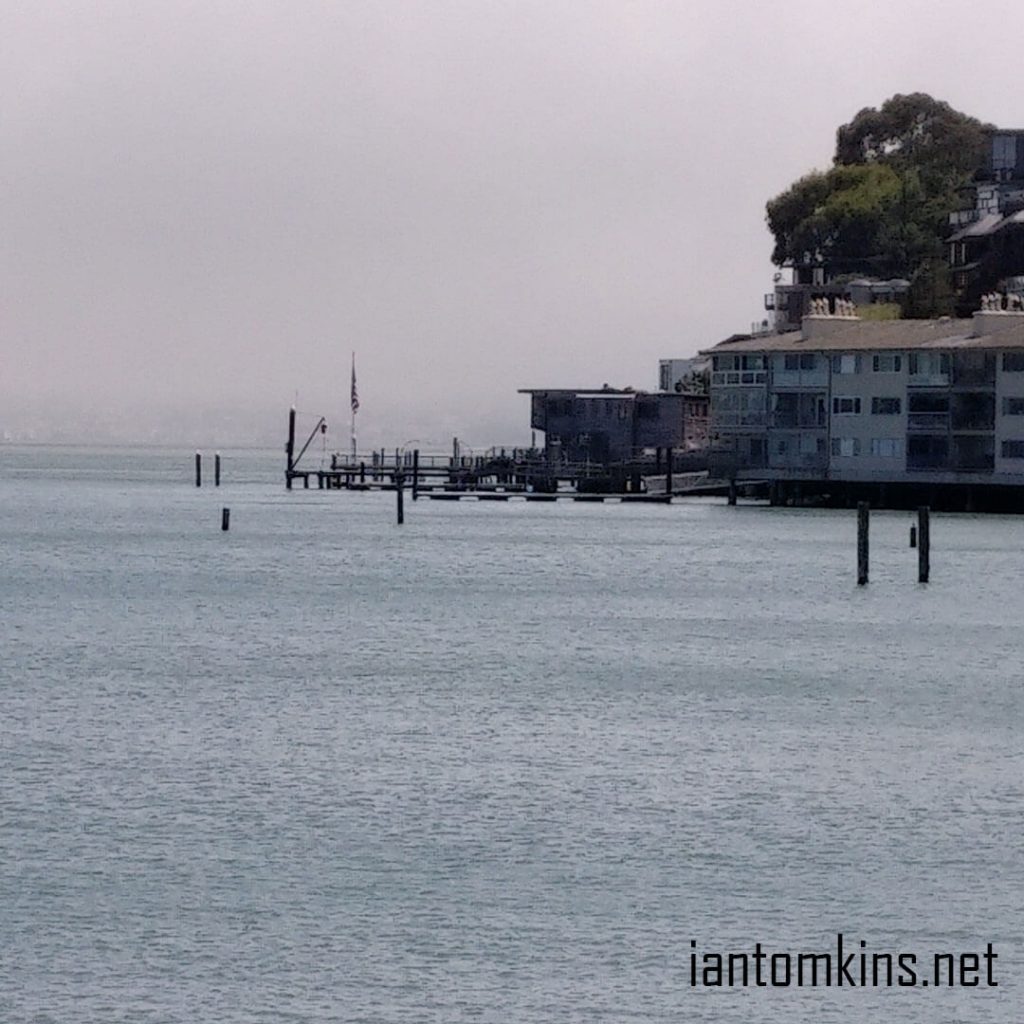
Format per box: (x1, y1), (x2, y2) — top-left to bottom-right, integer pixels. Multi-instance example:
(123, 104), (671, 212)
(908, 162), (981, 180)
(907, 412), (949, 431)
(712, 371), (767, 387)
(713, 412), (767, 428)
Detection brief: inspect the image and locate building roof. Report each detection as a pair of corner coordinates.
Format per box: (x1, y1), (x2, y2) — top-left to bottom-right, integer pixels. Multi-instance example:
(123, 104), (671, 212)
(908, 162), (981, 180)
(948, 212), (1004, 241)
(701, 314), (1024, 354)
(517, 388), (682, 399)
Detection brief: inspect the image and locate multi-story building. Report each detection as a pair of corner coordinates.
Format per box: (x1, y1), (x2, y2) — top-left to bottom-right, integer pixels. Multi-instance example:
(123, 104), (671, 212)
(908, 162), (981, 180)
(705, 305), (1024, 507)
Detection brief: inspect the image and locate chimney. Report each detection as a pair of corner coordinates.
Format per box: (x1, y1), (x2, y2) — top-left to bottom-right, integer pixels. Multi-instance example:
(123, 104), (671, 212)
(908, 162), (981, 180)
(801, 297), (860, 341)
(972, 292), (1024, 336)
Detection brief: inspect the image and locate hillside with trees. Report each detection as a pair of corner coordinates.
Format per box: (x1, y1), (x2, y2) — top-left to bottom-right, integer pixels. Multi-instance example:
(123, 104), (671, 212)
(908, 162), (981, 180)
(766, 94), (992, 318)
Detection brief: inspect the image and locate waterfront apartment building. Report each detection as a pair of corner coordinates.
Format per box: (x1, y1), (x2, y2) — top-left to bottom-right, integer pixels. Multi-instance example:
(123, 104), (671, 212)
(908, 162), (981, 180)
(704, 306), (1024, 507)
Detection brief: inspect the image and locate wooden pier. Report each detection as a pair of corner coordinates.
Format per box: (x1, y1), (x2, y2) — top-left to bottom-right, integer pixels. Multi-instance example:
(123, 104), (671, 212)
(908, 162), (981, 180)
(282, 408), (717, 499)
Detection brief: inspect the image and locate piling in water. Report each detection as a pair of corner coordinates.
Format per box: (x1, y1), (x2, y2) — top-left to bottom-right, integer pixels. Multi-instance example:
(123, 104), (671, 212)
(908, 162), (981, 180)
(412, 449), (420, 501)
(396, 472), (405, 525)
(215, 452), (221, 487)
(221, 507), (230, 531)
(910, 524), (917, 548)
(195, 451), (202, 488)
(918, 506), (930, 583)
(286, 407), (296, 490)
(857, 502), (869, 585)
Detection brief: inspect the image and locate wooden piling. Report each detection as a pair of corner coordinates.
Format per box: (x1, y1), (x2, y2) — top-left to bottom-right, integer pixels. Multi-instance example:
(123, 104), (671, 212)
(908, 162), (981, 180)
(917, 506), (930, 583)
(286, 407), (296, 490)
(728, 478), (737, 506)
(412, 449), (420, 500)
(396, 472), (405, 525)
(910, 524), (917, 548)
(221, 507), (230, 531)
(195, 451), (202, 488)
(214, 452), (221, 487)
(665, 448), (673, 498)
(857, 502), (869, 585)
(360, 461), (366, 483)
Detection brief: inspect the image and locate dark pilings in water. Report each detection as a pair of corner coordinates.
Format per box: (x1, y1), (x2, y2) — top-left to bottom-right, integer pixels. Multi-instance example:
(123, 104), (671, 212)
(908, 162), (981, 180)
(918, 506), (930, 583)
(665, 448), (673, 498)
(286, 407), (296, 490)
(396, 472), (405, 525)
(857, 502), (869, 586)
(221, 507), (230, 531)
(195, 451), (202, 488)
(728, 478), (737, 506)
(412, 449), (420, 501)
(910, 524), (917, 548)
(214, 452), (221, 487)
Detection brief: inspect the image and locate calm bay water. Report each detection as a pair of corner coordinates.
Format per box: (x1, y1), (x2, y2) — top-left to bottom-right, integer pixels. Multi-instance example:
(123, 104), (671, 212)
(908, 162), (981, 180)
(1, 445), (1021, 1022)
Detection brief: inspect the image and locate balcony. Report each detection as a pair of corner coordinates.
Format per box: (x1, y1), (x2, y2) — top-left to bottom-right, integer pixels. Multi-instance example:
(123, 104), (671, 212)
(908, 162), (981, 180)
(952, 435), (995, 473)
(712, 371), (767, 387)
(907, 435), (949, 471)
(907, 412), (949, 431)
(713, 411), (767, 429)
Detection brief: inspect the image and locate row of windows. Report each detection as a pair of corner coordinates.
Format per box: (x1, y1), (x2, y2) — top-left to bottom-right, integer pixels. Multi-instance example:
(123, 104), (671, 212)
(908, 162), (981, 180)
(720, 351), (1024, 375)
(827, 438), (1024, 458)
(787, 354), (906, 373)
(773, 437), (1024, 459)
(831, 397), (902, 415)
(831, 438), (904, 458)
(713, 354), (765, 372)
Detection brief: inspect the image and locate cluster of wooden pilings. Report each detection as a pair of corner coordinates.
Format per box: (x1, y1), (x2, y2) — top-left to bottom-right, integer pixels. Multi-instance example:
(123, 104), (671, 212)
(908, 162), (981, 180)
(857, 503), (931, 585)
(194, 451), (222, 487)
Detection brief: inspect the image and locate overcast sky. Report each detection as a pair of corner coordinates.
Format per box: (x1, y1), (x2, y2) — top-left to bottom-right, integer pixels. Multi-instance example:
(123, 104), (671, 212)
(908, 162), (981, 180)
(4, 0), (1024, 447)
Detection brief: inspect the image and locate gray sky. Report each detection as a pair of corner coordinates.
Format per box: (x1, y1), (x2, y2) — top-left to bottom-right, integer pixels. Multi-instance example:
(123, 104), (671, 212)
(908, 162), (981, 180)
(4, 0), (1023, 447)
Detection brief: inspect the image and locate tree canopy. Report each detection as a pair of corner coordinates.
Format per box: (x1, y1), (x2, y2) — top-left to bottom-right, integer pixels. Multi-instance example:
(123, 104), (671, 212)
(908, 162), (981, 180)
(767, 94), (991, 291)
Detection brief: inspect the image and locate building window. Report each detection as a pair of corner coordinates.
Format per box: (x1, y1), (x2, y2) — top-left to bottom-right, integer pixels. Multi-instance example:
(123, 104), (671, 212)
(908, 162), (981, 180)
(870, 438), (903, 457)
(909, 352), (951, 376)
(1002, 440), (1024, 458)
(1003, 353), (1024, 372)
(783, 353), (816, 371)
(831, 354), (860, 374)
(1002, 397), (1024, 415)
(800, 435), (824, 455)
(872, 354), (902, 372)
(831, 437), (860, 457)
(871, 397), (901, 415)
(832, 396), (862, 415)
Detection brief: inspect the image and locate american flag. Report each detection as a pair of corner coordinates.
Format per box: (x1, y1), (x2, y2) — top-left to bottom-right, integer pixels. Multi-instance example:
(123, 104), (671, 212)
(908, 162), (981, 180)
(351, 354), (359, 413)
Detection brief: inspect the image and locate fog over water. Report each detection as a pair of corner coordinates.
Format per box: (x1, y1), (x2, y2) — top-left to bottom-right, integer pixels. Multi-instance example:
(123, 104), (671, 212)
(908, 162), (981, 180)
(4, 1), (1024, 447)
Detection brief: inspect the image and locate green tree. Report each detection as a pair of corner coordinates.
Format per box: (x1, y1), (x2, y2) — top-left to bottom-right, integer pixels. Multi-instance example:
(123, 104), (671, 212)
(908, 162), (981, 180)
(767, 163), (906, 277)
(835, 93), (989, 186)
(902, 259), (956, 319)
(767, 93), (991, 313)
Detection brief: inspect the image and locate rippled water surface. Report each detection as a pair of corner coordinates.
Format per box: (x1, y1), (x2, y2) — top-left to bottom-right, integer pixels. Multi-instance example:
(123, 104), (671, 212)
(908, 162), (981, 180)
(1, 446), (1021, 1022)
